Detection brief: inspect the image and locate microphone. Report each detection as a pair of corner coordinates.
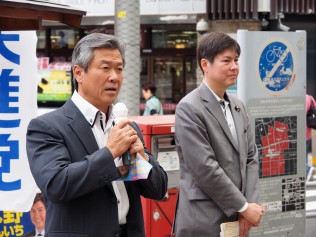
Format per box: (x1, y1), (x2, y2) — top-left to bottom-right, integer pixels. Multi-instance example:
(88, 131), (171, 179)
(112, 102), (134, 165)
(112, 102), (128, 124)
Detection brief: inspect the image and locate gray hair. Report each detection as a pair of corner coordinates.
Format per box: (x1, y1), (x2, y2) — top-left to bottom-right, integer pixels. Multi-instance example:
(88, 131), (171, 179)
(71, 33), (125, 90)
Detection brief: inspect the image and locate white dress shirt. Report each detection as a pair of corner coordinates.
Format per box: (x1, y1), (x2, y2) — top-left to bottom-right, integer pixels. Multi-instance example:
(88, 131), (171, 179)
(218, 99), (238, 146)
(35, 230), (45, 236)
(72, 91), (129, 224)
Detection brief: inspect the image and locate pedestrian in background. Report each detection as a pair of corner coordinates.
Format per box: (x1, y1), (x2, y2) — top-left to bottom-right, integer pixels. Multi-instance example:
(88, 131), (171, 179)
(142, 81), (164, 115)
(306, 94), (316, 177)
(173, 32), (264, 237)
(26, 33), (168, 237)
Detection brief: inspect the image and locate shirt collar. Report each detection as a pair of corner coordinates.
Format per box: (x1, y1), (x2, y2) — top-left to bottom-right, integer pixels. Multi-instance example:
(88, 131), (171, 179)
(203, 80), (231, 105)
(35, 230), (45, 236)
(71, 90), (114, 127)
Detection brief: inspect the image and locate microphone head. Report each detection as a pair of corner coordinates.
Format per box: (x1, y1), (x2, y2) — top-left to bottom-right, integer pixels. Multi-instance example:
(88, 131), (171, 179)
(113, 102), (128, 118)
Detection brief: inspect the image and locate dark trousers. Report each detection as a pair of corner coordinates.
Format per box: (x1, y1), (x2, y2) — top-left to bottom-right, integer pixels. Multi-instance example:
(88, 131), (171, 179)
(118, 224), (127, 237)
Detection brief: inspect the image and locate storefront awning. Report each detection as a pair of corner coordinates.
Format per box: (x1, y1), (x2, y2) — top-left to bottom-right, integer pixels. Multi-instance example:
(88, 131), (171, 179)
(0, 0), (86, 30)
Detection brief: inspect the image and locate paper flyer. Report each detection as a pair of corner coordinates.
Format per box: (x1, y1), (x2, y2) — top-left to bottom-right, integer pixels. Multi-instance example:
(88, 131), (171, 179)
(118, 153), (153, 181)
(220, 221), (239, 237)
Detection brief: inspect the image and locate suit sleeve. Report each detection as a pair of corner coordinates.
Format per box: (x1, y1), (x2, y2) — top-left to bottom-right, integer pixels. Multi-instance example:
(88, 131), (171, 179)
(131, 122), (168, 200)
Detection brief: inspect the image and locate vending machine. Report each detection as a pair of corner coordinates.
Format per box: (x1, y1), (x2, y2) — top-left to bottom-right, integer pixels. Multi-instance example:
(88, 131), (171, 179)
(129, 115), (179, 237)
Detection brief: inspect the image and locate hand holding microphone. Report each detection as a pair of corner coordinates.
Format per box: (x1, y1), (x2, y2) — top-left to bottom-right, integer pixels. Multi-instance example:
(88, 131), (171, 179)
(112, 102), (129, 124)
(112, 103), (137, 165)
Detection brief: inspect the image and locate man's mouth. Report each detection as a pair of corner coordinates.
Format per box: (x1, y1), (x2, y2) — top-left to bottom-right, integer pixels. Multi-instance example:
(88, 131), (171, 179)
(105, 87), (117, 92)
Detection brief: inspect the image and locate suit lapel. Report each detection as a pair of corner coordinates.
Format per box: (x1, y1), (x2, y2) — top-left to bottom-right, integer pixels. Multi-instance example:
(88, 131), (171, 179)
(230, 99), (244, 152)
(63, 100), (99, 154)
(62, 100), (115, 193)
(199, 83), (239, 151)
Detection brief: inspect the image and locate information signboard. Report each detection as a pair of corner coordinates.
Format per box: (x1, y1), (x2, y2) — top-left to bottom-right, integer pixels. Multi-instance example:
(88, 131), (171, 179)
(237, 30), (306, 237)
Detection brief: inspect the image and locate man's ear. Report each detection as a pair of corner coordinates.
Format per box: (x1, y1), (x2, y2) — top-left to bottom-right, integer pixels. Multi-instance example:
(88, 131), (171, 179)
(73, 65), (83, 83)
(200, 58), (210, 74)
(200, 58), (208, 68)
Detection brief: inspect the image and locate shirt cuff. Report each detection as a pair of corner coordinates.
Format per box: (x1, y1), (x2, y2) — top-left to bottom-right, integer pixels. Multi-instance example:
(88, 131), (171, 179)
(238, 202), (248, 213)
(114, 157), (123, 167)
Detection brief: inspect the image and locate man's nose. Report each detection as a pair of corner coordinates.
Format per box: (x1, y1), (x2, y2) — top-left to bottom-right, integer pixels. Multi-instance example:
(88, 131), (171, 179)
(231, 61), (239, 70)
(109, 69), (119, 81)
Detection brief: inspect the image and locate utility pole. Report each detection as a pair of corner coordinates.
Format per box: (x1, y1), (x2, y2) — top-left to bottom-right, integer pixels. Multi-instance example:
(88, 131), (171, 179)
(115, 1), (140, 115)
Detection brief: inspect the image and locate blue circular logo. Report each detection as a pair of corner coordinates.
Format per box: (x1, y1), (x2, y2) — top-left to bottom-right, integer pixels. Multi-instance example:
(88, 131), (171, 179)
(259, 41), (294, 94)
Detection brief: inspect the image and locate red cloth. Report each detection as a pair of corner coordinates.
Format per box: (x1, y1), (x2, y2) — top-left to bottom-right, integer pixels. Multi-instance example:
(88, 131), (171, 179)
(306, 94), (316, 140)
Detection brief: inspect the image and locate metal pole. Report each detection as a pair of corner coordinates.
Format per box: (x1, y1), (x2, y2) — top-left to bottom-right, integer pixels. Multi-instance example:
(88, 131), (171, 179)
(115, 0), (140, 115)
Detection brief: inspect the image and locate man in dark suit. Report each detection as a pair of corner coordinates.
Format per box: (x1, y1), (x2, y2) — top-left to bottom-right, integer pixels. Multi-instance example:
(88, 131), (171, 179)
(26, 33), (168, 237)
(173, 32), (264, 237)
(24, 193), (45, 237)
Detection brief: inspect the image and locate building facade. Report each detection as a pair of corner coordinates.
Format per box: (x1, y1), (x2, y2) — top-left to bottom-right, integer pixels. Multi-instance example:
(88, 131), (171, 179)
(36, 0), (316, 113)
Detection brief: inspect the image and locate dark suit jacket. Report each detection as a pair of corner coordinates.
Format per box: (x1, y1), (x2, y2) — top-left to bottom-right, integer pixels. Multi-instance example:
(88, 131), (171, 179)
(23, 230), (35, 237)
(24, 230), (44, 236)
(26, 99), (168, 237)
(174, 83), (259, 236)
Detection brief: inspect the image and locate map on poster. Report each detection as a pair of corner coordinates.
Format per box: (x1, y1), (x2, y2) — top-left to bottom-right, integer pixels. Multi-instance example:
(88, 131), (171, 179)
(282, 177), (305, 212)
(255, 116), (297, 178)
(259, 177), (305, 214)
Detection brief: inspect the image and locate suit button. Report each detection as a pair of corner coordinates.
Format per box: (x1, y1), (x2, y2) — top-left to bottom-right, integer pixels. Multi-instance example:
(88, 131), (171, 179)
(98, 178), (104, 185)
(98, 176), (106, 183)
(112, 197), (117, 203)
(113, 230), (119, 237)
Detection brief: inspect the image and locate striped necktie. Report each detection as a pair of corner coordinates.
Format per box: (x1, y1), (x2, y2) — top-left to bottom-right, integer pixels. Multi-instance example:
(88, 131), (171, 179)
(219, 100), (238, 146)
(219, 100), (226, 116)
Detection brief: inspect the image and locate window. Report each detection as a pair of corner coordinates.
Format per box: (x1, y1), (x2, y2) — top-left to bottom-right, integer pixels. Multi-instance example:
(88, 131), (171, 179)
(50, 29), (80, 49)
(152, 26), (196, 49)
(36, 30), (46, 49)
